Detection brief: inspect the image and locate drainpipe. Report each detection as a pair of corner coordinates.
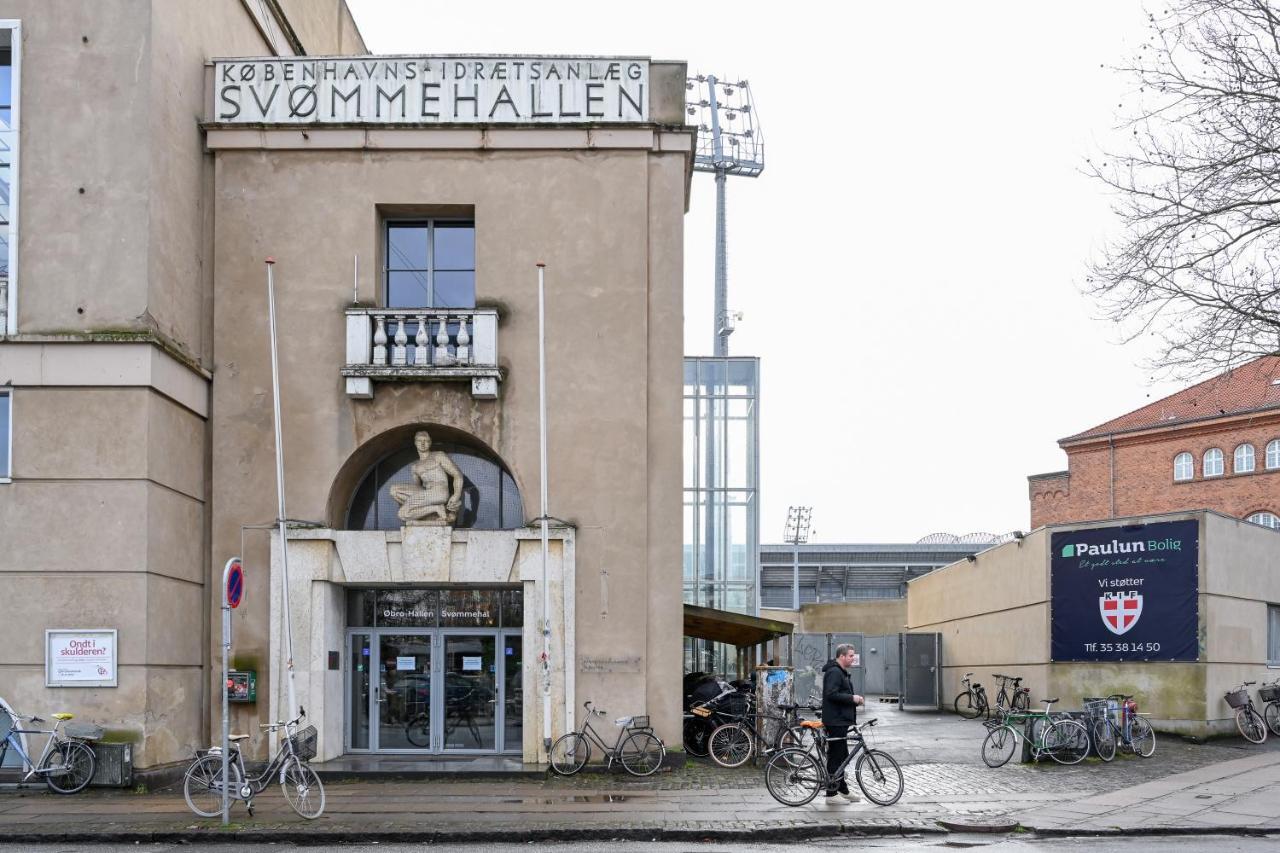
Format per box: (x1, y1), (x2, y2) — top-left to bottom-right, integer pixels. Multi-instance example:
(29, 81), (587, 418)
(1109, 435), (1116, 518)
(537, 263), (553, 753)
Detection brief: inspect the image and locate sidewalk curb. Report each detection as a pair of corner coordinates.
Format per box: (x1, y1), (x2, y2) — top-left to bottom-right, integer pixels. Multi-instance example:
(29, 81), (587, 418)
(1026, 824), (1280, 838)
(0, 823), (948, 845)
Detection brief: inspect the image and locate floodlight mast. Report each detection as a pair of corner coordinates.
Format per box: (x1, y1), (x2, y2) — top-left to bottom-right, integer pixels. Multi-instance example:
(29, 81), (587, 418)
(687, 74), (765, 356)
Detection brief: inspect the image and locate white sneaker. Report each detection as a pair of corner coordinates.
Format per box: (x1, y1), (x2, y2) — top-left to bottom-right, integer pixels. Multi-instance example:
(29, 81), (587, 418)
(841, 791), (861, 802)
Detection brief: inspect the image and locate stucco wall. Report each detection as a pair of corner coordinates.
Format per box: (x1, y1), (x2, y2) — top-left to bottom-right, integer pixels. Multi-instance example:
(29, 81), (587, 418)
(760, 600), (908, 636)
(208, 143), (688, 752)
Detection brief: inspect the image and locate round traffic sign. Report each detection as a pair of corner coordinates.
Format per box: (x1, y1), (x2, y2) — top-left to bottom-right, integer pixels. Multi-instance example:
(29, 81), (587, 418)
(225, 558), (244, 609)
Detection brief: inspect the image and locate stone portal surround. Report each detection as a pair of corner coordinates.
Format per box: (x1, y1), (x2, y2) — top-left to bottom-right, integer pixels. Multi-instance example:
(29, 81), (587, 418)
(269, 525), (575, 764)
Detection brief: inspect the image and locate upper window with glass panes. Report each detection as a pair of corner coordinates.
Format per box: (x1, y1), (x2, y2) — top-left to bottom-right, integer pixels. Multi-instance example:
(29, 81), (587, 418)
(385, 221), (475, 309)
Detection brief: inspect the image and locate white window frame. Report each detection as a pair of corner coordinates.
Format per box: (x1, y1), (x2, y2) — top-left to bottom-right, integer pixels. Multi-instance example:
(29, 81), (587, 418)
(1247, 511), (1280, 530)
(1203, 447), (1224, 477)
(1234, 443), (1256, 474)
(1269, 604), (1280, 667)
(1173, 451), (1194, 482)
(0, 388), (10, 483)
(1267, 439), (1280, 470)
(0, 19), (21, 335)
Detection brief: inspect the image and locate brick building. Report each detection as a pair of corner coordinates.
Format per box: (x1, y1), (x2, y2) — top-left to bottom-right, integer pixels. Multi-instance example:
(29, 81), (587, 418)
(1030, 356), (1280, 530)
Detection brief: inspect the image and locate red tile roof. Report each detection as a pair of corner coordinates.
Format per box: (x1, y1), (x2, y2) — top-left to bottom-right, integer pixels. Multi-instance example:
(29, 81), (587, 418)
(1063, 355), (1280, 443)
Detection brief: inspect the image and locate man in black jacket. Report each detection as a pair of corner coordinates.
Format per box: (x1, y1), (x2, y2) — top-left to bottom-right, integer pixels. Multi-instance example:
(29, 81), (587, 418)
(821, 643), (865, 801)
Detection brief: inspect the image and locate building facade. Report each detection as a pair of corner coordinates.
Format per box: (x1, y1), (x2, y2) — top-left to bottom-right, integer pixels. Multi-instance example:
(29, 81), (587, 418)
(0, 1), (692, 770)
(1030, 356), (1280, 531)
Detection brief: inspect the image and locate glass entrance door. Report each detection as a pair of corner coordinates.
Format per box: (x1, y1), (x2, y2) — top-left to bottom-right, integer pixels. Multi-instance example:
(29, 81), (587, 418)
(501, 632), (522, 753)
(442, 634), (497, 751)
(376, 633), (432, 750)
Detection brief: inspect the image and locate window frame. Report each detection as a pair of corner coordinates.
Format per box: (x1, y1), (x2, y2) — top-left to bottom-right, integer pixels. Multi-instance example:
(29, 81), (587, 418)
(383, 218), (476, 310)
(1203, 447), (1224, 477)
(0, 388), (11, 482)
(1247, 511), (1280, 530)
(1269, 603), (1280, 668)
(1234, 443), (1256, 474)
(1267, 439), (1280, 471)
(0, 19), (21, 335)
(1173, 451), (1194, 482)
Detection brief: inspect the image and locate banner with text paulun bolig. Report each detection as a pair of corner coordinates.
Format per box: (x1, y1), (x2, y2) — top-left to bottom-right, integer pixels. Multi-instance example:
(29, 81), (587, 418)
(1050, 519), (1199, 662)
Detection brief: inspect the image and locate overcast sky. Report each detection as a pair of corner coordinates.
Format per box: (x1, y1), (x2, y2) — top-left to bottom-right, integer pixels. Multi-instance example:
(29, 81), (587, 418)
(346, 1), (1185, 543)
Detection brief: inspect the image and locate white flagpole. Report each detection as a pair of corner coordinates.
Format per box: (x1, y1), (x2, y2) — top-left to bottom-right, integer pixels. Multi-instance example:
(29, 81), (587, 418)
(537, 262), (553, 752)
(265, 258), (298, 722)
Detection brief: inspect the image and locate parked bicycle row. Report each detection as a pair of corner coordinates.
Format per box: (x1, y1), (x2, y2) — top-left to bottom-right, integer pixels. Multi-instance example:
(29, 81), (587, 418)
(1224, 679), (1280, 744)
(954, 672), (1032, 719)
(977, 693), (1157, 767)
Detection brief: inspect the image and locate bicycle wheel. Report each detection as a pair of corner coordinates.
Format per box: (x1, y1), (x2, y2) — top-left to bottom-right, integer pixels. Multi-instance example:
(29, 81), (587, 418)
(708, 722), (754, 768)
(1045, 719), (1090, 765)
(549, 732), (590, 775)
(980, 725), (1016, 768)
(183, 754), (241, 817)
(763, 748), (823, 807)
(954, 691), (981, 719)
(854, 748), (904, 806)
(1236, 707), (1267, 744)
(1091, 719), (1116, 762)
(42, 740), (96, 795)
(405, 714), (430, 748)
(777, 725), (821, 765)
(1012, 691), (1030, 712)
(1265, 702), (1280, 737)
(683, 718), (710, 757)
(619, 730), (664, 777)
(281, 757), (325, 819)
(1128, 715), (1156, 757)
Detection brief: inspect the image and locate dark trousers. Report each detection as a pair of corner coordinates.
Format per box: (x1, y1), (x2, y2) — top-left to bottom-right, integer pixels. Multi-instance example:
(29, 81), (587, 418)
(825, 725), (849, 793)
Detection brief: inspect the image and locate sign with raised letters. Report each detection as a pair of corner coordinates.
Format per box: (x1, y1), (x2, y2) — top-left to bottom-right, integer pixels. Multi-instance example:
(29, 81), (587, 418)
(212, 56), (650, 125)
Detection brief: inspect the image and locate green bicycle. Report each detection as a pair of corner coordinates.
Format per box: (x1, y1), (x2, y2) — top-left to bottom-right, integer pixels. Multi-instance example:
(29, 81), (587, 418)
(980, 699), (1089, 767)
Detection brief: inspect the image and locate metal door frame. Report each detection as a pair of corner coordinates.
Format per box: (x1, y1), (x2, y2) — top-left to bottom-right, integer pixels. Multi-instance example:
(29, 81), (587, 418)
(344, 629), (374, 753)
(498, 629), (522, 755)
(438, 628), (504, 755)
(370, 628), (436, 755)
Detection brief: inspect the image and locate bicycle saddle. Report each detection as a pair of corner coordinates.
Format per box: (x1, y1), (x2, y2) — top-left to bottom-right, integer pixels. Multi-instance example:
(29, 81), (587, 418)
(800, 720), (824, 729)
(229, 734), (250, 742)
(1043, 697), (1060, 704)
(52, 713), (74, 721)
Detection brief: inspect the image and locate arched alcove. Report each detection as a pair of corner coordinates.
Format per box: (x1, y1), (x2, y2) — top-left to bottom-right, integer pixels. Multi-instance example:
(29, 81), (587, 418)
(326, 424), (524, 530)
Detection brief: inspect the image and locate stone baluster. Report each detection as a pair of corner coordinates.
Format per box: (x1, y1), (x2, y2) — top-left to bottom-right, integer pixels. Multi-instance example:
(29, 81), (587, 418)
(434, 315), (453, 365)
(392, 314), (408, 365)
(414, 315), (429, 365)
(372, 314), (388, 365)
(455, 315), (471, 364)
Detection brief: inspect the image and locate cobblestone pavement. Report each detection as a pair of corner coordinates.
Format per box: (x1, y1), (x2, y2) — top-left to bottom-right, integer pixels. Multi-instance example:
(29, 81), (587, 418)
(0, 704), (1276, 841)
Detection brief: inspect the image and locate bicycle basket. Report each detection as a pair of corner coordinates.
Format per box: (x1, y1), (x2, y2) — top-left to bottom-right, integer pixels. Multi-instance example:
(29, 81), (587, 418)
(288, 725), (318, 761)
(1082, 698), (1109, 721)
(1259, 684), (1280, 703)
(628, 715), (650, 730)
(1225, 689), (1250, 709)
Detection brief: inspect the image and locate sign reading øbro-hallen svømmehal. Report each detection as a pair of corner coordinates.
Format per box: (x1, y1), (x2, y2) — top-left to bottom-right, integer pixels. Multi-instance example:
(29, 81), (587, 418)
(1050, 520), (1199, 662)
(213, 56), (649, 125)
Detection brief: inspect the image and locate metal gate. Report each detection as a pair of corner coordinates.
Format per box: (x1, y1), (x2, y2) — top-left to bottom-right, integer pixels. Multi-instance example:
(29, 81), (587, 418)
(861, 634), (900, 698)
(792, 633), (865, 701)
(900, 633), (941, 710)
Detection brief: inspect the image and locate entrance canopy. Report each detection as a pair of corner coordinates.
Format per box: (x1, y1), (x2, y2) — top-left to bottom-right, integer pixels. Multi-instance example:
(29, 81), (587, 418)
(683, 604), (794, 670)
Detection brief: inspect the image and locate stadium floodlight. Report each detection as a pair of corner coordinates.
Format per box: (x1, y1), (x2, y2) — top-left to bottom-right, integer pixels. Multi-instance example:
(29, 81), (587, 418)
(686, 74), (765, 356)
(784, 506), (812, 545)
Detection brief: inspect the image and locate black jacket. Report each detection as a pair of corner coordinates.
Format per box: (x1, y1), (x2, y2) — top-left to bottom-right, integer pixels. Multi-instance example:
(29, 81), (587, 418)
(821, 659), (858, 727)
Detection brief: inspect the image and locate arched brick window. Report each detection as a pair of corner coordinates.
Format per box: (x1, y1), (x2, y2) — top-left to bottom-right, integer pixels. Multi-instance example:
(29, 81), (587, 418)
(1173, 452), (1194, 482)
(1267, 439), (1280, 470)
(1234, 443), (1256, 474)
(1203, 447), (1224, 477)
(1247, 511), (1280, 529)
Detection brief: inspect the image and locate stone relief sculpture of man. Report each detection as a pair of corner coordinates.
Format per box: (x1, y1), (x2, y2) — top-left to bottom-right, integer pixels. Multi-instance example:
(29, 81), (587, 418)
(389, 430), (465, 526)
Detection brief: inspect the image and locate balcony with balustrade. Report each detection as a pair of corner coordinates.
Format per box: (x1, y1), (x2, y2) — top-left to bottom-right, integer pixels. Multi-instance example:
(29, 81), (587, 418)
(342, 308), (500, 400)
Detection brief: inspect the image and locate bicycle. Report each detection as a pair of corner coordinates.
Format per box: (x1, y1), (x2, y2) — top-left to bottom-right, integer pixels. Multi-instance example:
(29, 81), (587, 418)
(1225, 682), (1267, 744)
(684, 682), (752, 757)
(954, 672), (990, 719)
(992, 673), (1031, 712)
(0, 709), (97, 794)
(1085, 695), (1155, 760)
(705, 696), (823, 769)
(979, 699), (1090, 767)
(1258, 680), (1280, 737)
(182, 708), (324, 819)
(549, 700), (665, 776)
(763, 718), (904, 807)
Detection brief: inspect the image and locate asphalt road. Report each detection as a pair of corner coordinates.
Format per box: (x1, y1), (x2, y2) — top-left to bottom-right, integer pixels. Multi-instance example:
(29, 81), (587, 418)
(3, 836), (1278, 852)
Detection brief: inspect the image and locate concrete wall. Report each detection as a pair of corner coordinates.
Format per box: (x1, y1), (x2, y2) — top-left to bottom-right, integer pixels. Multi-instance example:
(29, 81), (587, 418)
(276, 0), (367, 55)
(761, 600), (908, 636)
(207, 140), (689, 753)
(907, 511), (1280, 736)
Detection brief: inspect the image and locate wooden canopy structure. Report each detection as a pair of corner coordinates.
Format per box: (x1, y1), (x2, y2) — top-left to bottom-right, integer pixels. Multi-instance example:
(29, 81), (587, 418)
(683, 603), (794, 672)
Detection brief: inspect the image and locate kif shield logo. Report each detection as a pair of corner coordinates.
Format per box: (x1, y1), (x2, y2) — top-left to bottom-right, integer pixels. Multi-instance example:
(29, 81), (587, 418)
(1050, 519), (1198, 662)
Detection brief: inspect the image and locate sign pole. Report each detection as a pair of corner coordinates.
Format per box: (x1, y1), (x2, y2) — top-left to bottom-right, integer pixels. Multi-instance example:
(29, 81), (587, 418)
(219, 557), (241, 826)
(537, 262), (552, 753)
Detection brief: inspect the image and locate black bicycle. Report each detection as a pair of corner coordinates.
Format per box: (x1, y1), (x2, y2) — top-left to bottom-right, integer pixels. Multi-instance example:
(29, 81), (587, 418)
(684, 682), (752, 757)
(1260, 680), (1280, 737)
(763, 718), (903, 806)
(705, 697), (823, 768)
(1226, 682), (1268, 744)
(549, 700), (665, 776)
(993, 674), (1031, 712)
(1085, 694), (1155, 760)
(182, 709), (323, 819)
(954, 672), (989, 719)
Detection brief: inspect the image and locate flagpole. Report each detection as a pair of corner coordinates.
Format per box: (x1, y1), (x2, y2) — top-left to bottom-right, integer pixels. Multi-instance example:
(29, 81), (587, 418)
(537, 262), (553, 752)
(265, 258), (298, 723)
